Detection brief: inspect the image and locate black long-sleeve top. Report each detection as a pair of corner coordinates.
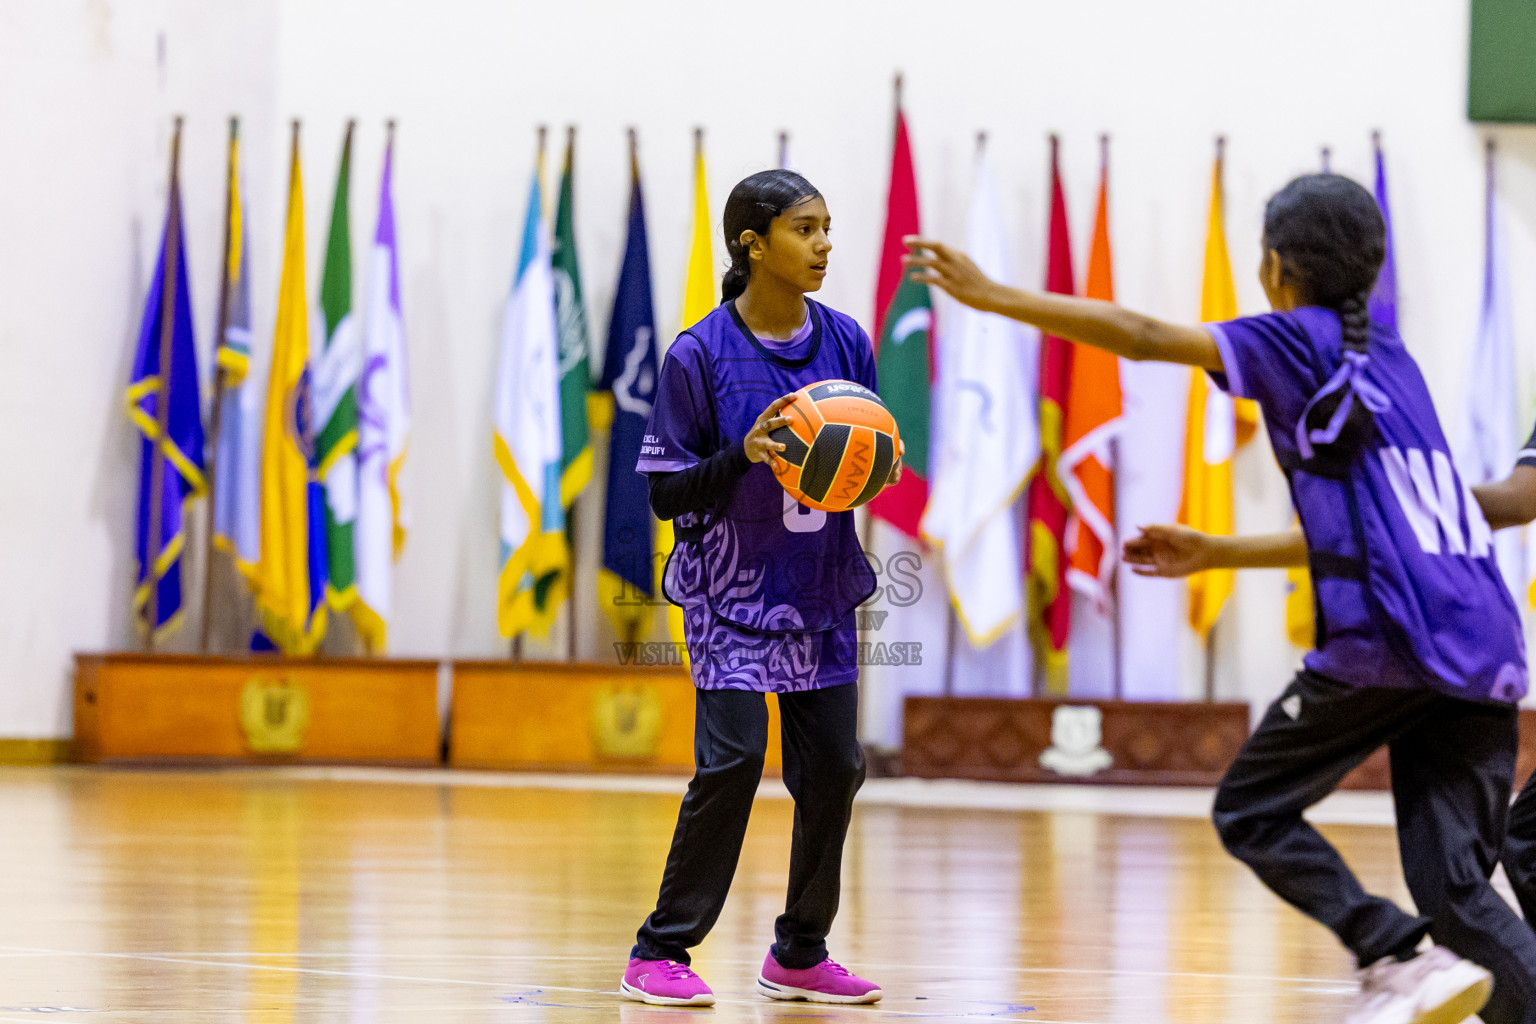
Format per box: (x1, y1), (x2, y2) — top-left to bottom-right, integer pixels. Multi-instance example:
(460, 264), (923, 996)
(647, 443), (753, 521)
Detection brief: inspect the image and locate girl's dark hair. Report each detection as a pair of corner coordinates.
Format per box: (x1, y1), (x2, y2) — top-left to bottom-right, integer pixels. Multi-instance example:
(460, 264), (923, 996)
(1264, 174), (1389, 477)
(721, 170), (822, 303)
(1262, 173), (1386, 356)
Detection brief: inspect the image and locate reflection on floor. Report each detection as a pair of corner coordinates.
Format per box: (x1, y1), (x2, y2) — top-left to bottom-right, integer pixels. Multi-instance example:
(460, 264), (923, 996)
(0, 767), (1442, 1022)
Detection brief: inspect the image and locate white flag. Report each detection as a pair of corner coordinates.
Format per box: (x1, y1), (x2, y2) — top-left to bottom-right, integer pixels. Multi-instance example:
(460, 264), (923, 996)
(1459, 142), (1524, 597)
(353, 135), (411, 651)
(212, 179), (263, 580)
(494, 153), (565, 639)
(920, 148), (1039, 645)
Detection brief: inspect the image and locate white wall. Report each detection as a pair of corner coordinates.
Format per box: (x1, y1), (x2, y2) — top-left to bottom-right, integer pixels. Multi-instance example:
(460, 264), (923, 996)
(4, 0), (1534, 739)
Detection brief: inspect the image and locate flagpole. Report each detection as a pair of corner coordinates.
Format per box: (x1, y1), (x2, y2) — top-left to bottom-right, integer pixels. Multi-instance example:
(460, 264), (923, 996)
(778, 130), (789, 170)
(1204, 625), (1217, 702)
(1320, 146), (1331, 173)
(199, 117), (239, 653)
(144, 116), (185, 651)
(942, 602), (957, 697)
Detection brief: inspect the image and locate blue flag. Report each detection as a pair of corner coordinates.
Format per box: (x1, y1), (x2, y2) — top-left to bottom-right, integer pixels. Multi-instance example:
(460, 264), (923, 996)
(1369, 135), (1398, 332)
(126, 174), (205, 638)
(596, 158), (660, 643)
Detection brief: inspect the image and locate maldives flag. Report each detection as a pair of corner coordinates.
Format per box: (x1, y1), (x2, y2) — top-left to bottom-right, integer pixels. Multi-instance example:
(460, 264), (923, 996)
(867, 102), (932, 537)
(1028, 137), (1076, 693)
(1060, 140), (1123, 611)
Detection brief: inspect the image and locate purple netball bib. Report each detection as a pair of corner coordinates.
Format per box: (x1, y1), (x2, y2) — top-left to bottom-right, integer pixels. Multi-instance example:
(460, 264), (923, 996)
(639, 300), (879, 633)
(1210, 309), (1526, 704)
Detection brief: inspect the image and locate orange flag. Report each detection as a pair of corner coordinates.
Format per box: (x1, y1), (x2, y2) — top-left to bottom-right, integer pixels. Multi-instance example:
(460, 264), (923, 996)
(1060, 138), (1124, 610)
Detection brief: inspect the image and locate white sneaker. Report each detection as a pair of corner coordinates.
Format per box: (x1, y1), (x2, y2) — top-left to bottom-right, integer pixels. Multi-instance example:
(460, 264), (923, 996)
(1344, 946), (1492, 1024)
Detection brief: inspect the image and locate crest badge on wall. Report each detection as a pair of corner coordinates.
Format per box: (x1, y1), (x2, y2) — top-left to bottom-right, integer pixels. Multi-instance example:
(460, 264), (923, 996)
(591, 682), (662, 760)
(239, 676), (311, 754)
(1039, 705), (1113, 778)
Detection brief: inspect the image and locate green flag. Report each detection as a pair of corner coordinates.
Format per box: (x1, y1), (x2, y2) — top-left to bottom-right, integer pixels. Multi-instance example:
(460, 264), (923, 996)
(867, 106), (932, 538)
(314, 122), (360, 611)
(535, 130), (593, 613)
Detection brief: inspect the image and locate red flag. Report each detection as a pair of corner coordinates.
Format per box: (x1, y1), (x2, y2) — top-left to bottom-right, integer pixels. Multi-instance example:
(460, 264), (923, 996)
(1060, 140), (1123, 610)
(867, 97), (933, 538)
(1027, 137), (1076, 693)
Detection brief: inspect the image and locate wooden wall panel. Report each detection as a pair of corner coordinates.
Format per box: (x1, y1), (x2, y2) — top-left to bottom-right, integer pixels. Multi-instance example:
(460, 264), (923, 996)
(902, 697), (1251, 787)
(449, 661), (782, 774)
(73, 654), (440, 765)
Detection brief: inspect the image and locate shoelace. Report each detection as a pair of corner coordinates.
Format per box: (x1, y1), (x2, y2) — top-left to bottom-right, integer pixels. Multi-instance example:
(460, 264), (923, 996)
(658, 960), (698, 980)
(820, 959), (852, 977)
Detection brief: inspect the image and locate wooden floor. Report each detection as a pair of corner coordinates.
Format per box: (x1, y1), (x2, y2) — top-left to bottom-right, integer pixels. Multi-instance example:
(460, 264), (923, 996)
(0, 766), (1434, 1023)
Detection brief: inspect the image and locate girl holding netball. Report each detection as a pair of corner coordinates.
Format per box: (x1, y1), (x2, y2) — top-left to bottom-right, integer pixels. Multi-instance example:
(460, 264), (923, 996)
(621, 170), (884, 1007)
(907, 173), (1536, 1024)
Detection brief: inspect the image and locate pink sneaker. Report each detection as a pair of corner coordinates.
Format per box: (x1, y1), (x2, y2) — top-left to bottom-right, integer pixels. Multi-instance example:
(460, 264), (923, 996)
(620, 958), (715, 1006)
(757, 952), (882, 1004)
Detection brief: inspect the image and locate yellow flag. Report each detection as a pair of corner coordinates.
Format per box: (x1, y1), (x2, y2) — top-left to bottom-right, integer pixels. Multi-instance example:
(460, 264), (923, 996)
(680, 136), (716, 331)
(655, 134), (716, 652)
(255, 130), (328, 654)
(1179, 148), (1256, 638)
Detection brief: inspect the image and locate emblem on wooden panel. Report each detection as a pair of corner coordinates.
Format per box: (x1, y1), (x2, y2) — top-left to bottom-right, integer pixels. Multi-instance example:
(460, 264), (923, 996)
(239, 676), (311, 754)
(1039, 705), (1113, 777)
(592, 683), (662, 759)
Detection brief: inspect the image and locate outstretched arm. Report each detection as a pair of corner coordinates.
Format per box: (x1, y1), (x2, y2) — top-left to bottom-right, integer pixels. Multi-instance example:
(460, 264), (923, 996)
(904, 237), (1224, 372)
(1472, 466), (1536, 531)
(1123, 524), (1307, 578)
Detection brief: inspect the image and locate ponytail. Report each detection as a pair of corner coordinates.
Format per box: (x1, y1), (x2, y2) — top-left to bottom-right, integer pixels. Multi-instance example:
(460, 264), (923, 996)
(1335, 289), (1372, 355)
(719, 169), (822, 304)
(722, 246), (751, 303)
(1294, 289), (1392, 478)
(1264, 174), (1390, 478)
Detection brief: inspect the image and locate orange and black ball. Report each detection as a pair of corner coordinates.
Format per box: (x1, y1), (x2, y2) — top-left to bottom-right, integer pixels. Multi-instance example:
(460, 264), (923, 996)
(768, 379), (901, 513)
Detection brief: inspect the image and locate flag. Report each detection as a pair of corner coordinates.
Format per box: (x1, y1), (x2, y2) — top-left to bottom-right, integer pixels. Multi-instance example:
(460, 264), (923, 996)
(653, 133), (715, 650)
(541, 129), (594, 619)
(313, 123), (362, 616)
(867, 100), (932, 538)
(1459, 140), (1524, 595)
(256, 128), (329, 654)
(494, 142), (565, 640)
(126, 129), (205, 639)
(354, 126), (411, 652)
(680, 136), (716, 332)
(596, 146), (660, 643)
(1026, 138), (1077, 693)
(1368, 135), (1398, 333)
(1288, 134), (1402, 647)
(1179, 144), (1255, 638)
(921, 143), (1037, 645)
(1060, 141), (1124, 609)
(211, 121), (262, 582)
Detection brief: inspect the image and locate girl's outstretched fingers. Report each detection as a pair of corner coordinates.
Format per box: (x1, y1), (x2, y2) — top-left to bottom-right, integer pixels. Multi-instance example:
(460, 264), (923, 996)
(1122, 523), (1213, 579)
(902, 236), (999, 311)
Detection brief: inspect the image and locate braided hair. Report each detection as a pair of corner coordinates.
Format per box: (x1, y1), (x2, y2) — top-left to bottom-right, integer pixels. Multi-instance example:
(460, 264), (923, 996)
(720, 170), (822, 303)
(1263, 173), (1387, 475)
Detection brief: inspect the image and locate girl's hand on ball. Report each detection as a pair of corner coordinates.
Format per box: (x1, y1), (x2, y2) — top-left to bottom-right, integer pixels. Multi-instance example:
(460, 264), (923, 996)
(902, 237), (1001, 312)
(889, 438), (906, 484)
(745, 395), (795, 467)
(1123, 524), (1214, 578)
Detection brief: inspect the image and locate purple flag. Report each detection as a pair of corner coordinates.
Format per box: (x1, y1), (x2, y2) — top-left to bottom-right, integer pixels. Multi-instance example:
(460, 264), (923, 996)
(1369, 135), (1398, 332)
(126, 178), (206, 637)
